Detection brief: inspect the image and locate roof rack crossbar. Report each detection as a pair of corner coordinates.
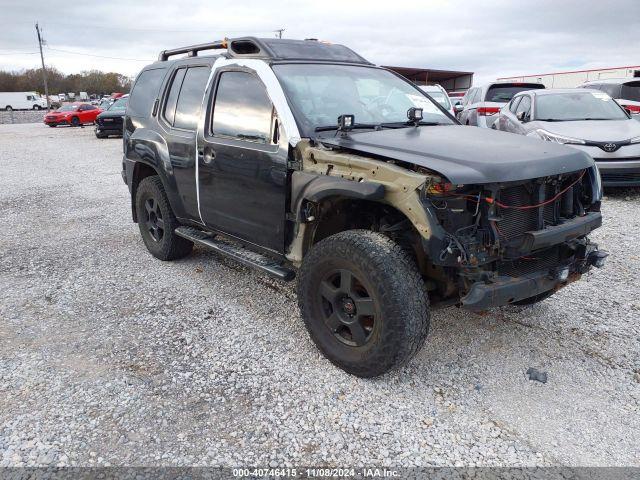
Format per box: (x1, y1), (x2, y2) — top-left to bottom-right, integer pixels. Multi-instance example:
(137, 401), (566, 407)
(158, 40), (228, 61)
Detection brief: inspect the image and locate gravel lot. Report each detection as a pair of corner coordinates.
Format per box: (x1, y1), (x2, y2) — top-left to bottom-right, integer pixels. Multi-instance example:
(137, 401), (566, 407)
(1, 123), (638, 468)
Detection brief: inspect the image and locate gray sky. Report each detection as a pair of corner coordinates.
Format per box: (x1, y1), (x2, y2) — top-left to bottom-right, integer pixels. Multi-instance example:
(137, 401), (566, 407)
(1, 0), (638, 85)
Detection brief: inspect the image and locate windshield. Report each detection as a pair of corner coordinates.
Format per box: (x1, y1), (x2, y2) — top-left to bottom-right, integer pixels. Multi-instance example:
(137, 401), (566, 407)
(57, 105), (78, 112)
(421, 89), (451, 109)
(108, 98), (127, 111)
(272, 64), (454, 133)
(535, 91), (629, 121)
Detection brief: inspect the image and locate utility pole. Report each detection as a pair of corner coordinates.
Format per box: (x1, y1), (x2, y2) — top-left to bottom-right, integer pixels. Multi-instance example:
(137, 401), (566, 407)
(35, 22), (50, 110)
(275, 28), (284, 39)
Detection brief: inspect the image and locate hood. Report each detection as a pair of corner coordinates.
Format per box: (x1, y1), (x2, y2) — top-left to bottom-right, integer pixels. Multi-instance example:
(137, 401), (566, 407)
(318, 125), (593, 185)
(97, 110), (124, 119)
(530, 119), (640, 142)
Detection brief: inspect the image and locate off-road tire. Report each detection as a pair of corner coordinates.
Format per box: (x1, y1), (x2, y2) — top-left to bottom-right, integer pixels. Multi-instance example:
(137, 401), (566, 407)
(512, 290), (555, 306)
(71, 116), (80, 127)
(297, 230), (430, 377)
(135, 176), (193, 261)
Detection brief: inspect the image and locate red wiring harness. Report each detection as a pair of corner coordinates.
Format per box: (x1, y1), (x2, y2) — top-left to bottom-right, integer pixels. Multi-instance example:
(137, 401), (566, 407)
(459, 170), (586, 210)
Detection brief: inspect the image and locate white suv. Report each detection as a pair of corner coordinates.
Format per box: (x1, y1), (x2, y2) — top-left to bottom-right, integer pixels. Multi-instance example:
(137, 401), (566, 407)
(457, 82), (545, 128)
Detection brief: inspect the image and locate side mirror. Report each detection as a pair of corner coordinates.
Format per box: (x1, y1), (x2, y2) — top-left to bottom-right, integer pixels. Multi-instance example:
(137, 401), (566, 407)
(454, 104), (464, 113)
(516, 111), (529, 122)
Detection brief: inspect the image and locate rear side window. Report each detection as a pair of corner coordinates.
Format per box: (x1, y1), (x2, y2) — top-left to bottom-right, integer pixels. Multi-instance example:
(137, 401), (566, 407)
(128, 68), (165, 117)
(485, 83), (544, 103)
(211, 71), (273, 143)
(174, 66), (211, 130)
(597, 83), (621, 98)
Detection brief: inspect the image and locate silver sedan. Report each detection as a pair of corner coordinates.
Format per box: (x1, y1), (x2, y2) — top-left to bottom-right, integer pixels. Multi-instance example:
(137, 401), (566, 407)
(493, 88), (640, 187)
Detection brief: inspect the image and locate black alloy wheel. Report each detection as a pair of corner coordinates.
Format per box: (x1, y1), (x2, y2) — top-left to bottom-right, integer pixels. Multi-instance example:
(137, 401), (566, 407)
(134, 176), (193, 261)
(143, 197), (165, 243)
(71, 116), (80, 127)
(318, 268), (376, 347)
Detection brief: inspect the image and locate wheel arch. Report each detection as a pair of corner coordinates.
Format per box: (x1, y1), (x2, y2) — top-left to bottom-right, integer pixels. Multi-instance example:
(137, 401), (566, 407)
(130, 161), (163, 222)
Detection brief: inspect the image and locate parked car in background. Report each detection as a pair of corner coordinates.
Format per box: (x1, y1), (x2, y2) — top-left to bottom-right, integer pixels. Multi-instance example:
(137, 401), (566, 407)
(98, 98), (114, 110)
(578, 78), (640, 121)
(43, 102), (102, 127)
(493, 88), (640, 187)
(95, 95), (127, 138)
(47, 95), (61, 109)
(419, 84), (455, 116)
(79, 91), (89, 101)
(58, 93), (67, 102)
(0, 91), (48, 111)
(457, 82), (545, 128)
(448, 90), (466, 108)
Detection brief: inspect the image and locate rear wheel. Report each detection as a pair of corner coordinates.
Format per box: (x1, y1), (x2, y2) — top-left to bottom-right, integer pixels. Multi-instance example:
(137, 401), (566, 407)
(5, 106), (12, 112)
(297, 230), (430, 377)
(135, 176), (193, 261)
(48, 124), (57, 128)
(33, 105), (42, 110)
(71, 116), (80, 127)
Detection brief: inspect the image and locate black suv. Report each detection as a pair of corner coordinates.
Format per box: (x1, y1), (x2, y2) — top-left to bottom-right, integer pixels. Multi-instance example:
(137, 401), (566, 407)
(95, 95), (128, 138)
(122, 38), (606, 377)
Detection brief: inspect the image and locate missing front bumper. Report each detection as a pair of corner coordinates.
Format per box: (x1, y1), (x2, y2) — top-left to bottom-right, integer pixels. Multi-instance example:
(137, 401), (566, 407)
(460, 247), (606, 311)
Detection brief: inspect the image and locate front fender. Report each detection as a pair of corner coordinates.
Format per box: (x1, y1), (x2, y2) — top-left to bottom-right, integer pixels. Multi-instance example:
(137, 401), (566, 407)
(290, 171), (385, 221)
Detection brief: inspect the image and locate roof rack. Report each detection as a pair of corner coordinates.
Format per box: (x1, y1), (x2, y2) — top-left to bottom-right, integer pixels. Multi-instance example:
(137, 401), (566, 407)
(157, 37), (371, 65)
(158, 40), (228, 61)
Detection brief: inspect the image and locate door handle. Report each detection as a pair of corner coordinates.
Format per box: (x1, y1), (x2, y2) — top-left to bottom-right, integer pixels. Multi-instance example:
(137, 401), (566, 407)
(198, 146), (216, 165)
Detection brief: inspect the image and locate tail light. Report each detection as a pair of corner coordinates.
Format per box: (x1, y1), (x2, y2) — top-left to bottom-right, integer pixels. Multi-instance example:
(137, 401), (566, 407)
(624, 104), (640, 114)
(478, 106), (501, 116)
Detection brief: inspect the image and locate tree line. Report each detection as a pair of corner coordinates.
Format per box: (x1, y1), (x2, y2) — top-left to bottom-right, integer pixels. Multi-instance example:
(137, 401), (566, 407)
(0, 67), (133, 96)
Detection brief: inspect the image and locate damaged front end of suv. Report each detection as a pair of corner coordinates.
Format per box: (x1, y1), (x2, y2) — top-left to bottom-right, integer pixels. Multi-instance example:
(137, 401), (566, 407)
(288, 126), (605, 310)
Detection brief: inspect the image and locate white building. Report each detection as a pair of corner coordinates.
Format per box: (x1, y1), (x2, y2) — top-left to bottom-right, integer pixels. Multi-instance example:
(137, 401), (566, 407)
(497, 65), (640, 89)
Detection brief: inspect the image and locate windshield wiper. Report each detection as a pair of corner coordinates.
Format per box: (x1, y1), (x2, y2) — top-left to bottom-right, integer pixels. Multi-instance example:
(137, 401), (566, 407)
(314, 123), (380, 132)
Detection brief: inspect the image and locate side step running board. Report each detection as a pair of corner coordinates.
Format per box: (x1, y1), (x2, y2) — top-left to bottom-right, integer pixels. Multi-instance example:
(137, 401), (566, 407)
(175, 226), (296, 281)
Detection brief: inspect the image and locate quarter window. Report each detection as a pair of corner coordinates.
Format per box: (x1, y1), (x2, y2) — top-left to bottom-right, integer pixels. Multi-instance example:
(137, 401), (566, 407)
(515, 95), (531, 117)
(211, 71), (273, 143)
(163, 68), (187, 126)
(509, 96), (522, 113)
(128, 68), (166, 118)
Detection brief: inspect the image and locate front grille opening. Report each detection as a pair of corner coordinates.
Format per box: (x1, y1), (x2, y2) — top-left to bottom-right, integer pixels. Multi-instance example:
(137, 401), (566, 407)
(498, 246), (561, 277)
(494, 171), (583, 241)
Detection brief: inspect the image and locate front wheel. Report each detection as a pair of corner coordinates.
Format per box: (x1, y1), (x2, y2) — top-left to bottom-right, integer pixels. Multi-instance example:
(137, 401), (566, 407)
(5, 106), (12, 112)
(33, 105), (42, 110)
(297, 230), (430, 377)
(135, 176), (193, 261)
(71, 116), (80, 127)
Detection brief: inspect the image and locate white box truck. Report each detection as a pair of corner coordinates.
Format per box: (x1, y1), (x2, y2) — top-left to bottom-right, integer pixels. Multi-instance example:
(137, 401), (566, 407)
(0, 92), (48, 111)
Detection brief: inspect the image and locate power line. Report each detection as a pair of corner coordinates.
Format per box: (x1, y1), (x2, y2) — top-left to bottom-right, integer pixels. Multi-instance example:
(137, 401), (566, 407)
(39, 21), (281, 34)
(46, 47), (152, 62)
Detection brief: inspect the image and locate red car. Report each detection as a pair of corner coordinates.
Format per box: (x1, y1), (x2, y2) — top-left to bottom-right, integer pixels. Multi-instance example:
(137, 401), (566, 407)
(43, 103), (102, 127)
